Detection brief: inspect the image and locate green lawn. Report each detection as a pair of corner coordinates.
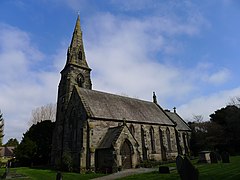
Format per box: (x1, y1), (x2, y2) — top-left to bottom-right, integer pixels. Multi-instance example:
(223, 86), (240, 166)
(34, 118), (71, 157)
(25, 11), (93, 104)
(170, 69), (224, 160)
(0, 167), (104, 180)
(119, 156), (240, 180)
(1, 156), (239, 180)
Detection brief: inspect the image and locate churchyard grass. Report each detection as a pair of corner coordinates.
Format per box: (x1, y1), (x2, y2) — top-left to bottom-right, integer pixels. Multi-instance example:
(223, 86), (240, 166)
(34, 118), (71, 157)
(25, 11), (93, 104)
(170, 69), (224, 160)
(0, 156), (239, 179)
(0, 167), (104, 180)
(118, 155), (240, 180)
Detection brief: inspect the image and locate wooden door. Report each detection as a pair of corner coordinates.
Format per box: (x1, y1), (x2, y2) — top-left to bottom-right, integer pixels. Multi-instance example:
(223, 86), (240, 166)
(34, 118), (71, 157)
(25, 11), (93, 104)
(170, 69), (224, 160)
(121, 140), (132, 169)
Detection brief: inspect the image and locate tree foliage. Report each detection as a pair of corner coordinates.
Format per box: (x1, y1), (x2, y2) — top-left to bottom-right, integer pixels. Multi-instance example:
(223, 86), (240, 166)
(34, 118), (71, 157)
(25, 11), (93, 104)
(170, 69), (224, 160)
(189, 104), (240, 156)
(210, 105), (240, 154)
(29, 103), (56, 126)
(188, 121), (225, 156)
(4, 138), (19, 147)
(14, 120), (55, 166)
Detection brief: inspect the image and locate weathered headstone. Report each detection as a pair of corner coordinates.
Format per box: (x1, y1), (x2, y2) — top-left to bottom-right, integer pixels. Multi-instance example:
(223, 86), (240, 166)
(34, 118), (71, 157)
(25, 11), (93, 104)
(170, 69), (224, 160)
(210, 152), (218, 163)
(56, 171), (62, 180)
(176, 155), (184, 174)
(183, 156), (198, 180)
(176, 155), (199, 180)
(198, 151), (211, 163)
(159, 166), (170, 174)
(221, 151), (230, 163)
(215, 150), (222, 162)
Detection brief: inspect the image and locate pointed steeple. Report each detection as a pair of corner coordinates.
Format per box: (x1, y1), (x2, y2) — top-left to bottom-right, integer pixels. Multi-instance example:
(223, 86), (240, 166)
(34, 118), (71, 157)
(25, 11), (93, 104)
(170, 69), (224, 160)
(70, 15), (81, 49)
(66, 15), (90, 69)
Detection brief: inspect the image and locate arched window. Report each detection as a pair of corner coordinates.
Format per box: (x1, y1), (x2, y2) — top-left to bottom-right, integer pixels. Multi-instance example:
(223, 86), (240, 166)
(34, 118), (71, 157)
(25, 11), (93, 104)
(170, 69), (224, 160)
(182, 133), (188, 154)
(141, 126), (147, 160)
(166, 128), (172, 152)
(76, 74), (84, 87)
(159, 127), (167, 161)
(129, 124), (135, 136)
(186, 133), (190, 147)
(150, 127), (156, 153)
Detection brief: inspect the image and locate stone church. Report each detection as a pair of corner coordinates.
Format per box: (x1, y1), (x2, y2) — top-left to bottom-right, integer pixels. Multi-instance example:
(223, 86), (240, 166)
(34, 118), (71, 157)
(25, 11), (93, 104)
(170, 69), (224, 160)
(51, 16), (191, 172)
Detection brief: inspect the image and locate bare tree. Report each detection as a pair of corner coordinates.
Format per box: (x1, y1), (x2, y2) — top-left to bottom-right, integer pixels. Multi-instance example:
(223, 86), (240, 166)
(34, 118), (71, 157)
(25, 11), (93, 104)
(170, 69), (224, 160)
(228, 96), (240, 108)
(29, 103), (56, 126)
(193, 114), (204, 122)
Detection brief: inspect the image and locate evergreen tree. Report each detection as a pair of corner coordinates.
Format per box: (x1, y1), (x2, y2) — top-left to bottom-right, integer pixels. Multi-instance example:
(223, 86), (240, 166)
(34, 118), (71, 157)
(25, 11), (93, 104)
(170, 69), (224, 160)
(14, 120), (55, 166)
(210, 105), (240, 154)
(4, 138), (19, 147)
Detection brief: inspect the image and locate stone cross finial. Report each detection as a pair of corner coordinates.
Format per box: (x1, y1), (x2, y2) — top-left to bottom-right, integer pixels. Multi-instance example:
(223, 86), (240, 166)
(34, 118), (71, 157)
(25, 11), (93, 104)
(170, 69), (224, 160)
(153, 92), (157, 104)
(173, 107), (176, 113)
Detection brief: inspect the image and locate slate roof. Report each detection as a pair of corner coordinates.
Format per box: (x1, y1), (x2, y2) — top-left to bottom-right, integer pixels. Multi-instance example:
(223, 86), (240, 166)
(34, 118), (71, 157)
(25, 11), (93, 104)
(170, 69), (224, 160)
(164, 110), (191, 131)
(98, 126), (123, 149)
(0, 146), (15, 157)
(75, 87), (174, 126)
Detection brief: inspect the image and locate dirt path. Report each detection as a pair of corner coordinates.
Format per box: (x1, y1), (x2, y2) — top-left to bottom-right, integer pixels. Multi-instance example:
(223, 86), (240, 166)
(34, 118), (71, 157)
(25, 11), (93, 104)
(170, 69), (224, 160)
(91, 168), (157, 180)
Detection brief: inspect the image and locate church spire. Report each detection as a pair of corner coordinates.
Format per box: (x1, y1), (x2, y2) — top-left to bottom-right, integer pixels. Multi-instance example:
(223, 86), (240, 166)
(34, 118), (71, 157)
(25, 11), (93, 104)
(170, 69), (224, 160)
(70, 15), (81, 49)
(66, 15), (90, 69)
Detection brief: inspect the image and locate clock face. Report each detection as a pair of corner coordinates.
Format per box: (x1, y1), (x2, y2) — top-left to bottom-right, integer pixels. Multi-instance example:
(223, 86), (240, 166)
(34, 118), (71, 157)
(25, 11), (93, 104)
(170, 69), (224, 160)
(76, 74), (84, 87)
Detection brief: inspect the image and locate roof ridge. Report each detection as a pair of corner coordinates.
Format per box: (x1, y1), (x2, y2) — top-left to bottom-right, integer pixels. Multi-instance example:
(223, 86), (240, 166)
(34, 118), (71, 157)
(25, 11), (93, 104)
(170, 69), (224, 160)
(78, 87), (154, 104)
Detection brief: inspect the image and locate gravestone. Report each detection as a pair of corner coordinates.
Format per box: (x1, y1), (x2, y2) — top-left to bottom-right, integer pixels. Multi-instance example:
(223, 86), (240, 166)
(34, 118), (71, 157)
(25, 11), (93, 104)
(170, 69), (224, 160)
(56, 171), (62, 180)
(221, 151), (230, 163)
(176, 155), (199, 180)
(159, 166), (170, 174)
(210, 152), (218, 163)
(176, 155), (184, 174)
(198, 151), (211, 163)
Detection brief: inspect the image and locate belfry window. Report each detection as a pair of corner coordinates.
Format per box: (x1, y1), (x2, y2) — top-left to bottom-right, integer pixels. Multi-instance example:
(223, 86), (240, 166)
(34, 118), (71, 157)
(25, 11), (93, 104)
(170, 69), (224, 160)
(78, 51), (82, 60)
(76, 74), (84, 87)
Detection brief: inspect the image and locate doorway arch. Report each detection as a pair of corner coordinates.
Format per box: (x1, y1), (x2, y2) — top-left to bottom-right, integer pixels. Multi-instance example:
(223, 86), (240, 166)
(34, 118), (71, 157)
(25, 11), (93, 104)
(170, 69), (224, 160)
(120, 139), (133, 169)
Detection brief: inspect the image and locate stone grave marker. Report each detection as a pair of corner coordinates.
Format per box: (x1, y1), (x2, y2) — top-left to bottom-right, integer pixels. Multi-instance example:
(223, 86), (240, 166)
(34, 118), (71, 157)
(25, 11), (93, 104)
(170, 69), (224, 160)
(56, 171), (62, 180)
(198, 151), (211, 163)
(176, 155), (199, 180)
(221, 151), (230, 163)
(176, 155), (184, 174)
(159, 166), (170, 174)
(210, 152), (218, 163)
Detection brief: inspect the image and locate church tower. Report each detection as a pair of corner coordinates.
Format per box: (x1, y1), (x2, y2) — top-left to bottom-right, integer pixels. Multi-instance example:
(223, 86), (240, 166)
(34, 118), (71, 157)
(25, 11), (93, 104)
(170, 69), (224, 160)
(57, 15), (92, 121)
(58, 15), (92, 110)
(51, 15), (92, 167)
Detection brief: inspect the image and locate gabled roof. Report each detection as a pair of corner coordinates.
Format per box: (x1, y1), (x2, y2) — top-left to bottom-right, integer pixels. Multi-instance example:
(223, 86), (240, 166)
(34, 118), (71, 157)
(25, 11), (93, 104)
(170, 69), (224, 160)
(164, 110), (191, 131)
(98, 126), (123, 149)
(0, 146), (15, 157)
(75, 87), (175, 126)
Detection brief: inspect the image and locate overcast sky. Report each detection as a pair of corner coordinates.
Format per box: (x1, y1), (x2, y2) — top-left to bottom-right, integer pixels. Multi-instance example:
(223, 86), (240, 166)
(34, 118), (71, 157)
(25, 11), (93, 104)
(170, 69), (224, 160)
(0, 0), (240, 142)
